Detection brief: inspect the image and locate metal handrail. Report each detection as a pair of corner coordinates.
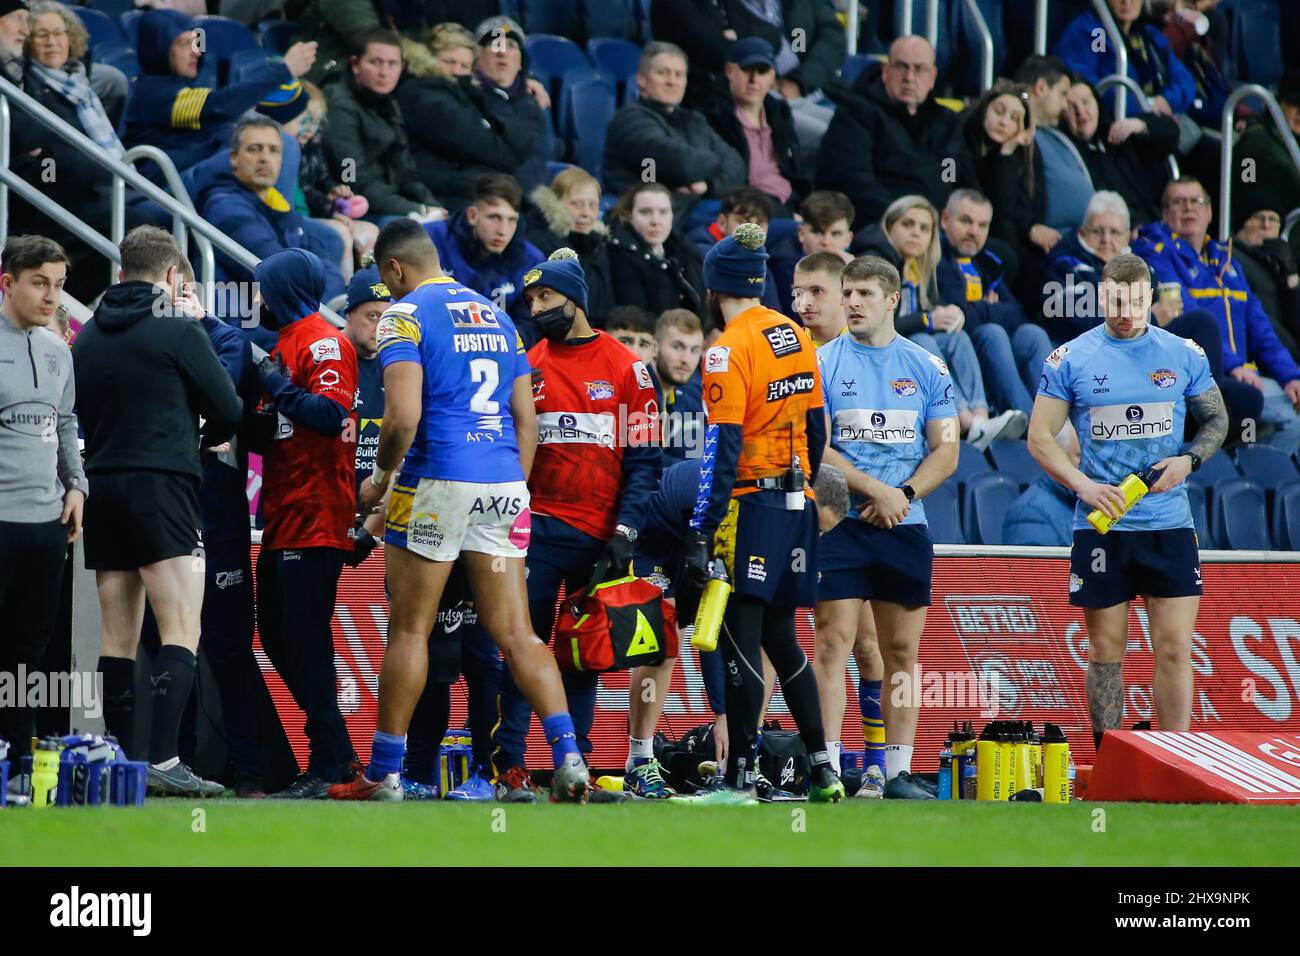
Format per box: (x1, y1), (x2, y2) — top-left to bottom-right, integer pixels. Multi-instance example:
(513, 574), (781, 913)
(0, 74), (343, 327)
(1219, 85), (1300, 242)
(0, 164), (121, 264)
(1284, 207), (1300, 244)
(1091, 0), (1130, 120)
(846, 0), (859, 55)
(961, 0), (994, 93)
(924, 0), (940, 50)
(1095, 73), (1181, 180)
(114, 144), (217, 313)
(1035, 0), (1049, 56)
(899, 0), (913, 35)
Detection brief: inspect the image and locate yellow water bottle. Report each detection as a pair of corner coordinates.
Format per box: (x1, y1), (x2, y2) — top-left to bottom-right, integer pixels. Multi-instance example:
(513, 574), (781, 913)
(1088, 467), (1162, 534)
(1042, 723), (1072, 804)
(31, 737), (61, 809)
(975, 725), (1002, 801)
(691, 560), (731, 652)
(1013, 724), (1034, 796)
(1026, 722), (1043, 789)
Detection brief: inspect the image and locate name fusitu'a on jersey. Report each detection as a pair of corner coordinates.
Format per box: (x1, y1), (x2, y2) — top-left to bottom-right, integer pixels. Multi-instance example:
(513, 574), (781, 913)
(375, 277), (530, 484)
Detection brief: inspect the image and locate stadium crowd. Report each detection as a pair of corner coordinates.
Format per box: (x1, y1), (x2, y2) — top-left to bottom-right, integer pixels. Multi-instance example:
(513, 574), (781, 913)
(0, 0), (1294, 802)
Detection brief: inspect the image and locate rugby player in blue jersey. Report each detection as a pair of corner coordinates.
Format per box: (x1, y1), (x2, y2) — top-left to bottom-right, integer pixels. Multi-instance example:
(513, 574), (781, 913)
(328, 220), (590, 802)
(815, 256), (960, 800)
(1028, 253), (1227, 748)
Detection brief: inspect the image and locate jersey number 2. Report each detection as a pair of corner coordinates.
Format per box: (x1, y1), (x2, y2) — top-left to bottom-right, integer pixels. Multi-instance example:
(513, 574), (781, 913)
(469, 358), (500, 414)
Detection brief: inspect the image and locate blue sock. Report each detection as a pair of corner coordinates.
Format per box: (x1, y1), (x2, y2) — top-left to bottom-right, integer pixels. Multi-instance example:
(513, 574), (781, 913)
(368, 731), (406, 781)
(541, 712), (580, 767)
(859, 679), (886, 771)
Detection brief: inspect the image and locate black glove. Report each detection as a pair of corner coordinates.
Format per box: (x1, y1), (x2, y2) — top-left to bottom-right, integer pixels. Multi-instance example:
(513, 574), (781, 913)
(601, 529), (636, 578)
(1260, 238), (1298, 279)
(675, 529), (712, 617)
(255, 351), (291, 394)
(345, 525), (378, 568)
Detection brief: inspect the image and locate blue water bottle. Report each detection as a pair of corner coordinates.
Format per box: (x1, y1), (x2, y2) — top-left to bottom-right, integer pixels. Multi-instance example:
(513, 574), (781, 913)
(937, 739), (953, 800)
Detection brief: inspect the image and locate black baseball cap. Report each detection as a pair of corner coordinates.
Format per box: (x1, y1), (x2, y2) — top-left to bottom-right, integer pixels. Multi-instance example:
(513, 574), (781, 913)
(728, 37), (776, 71)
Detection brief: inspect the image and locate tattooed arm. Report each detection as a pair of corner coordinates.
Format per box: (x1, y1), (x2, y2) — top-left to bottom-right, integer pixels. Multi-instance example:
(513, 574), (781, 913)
(1149, 384), (1229, 493)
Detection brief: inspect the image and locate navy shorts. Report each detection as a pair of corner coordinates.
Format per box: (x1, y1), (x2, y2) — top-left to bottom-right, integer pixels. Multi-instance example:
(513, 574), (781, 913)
(632, 551), (675, 597)
(717, 491), (818, 609)
(1068, 528), (1202, 608)
(817, 520), (934, 607)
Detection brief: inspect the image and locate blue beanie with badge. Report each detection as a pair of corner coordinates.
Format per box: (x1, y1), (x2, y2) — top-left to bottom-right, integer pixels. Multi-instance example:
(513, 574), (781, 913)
(344, 266), (391, 314)
(523, 248), (589, 314)
(703, 222), (768, 297)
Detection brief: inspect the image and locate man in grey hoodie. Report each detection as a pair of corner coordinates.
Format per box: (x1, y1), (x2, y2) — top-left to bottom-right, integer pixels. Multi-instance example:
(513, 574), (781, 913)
(0, 234), (86, 764)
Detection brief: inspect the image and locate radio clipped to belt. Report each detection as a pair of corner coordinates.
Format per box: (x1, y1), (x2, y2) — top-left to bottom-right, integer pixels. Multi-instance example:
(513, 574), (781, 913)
(783, 422), (806, 511)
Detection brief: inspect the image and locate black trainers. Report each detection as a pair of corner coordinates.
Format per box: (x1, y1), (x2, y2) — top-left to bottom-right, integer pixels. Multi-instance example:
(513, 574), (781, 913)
(147, 762), (227, 798)
(755, 769), (802, 802)
(884, 771), (936, 800)
(267, 773), (332, 800)
(232, 771), (265, 799)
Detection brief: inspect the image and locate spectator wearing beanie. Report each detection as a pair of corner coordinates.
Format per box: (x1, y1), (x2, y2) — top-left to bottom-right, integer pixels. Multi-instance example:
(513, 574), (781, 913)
(1233, 192), (1300, 362)
(396, 22), (550, 213)
(124, 10), (319, 180)
(1234, 72), (1300, 234)
(527, 166), (614, 327)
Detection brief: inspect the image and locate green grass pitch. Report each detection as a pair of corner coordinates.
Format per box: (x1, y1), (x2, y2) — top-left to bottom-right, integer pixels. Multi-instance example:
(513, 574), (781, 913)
(3, 800), (1297, 866)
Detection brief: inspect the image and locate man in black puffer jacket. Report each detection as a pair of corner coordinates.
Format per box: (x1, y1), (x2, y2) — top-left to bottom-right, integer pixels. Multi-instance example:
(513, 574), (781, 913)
(817, 36), (977, 232)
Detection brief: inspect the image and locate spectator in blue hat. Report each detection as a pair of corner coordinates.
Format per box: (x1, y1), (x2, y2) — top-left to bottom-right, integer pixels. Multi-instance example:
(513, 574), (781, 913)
(342, 267), (390, 501)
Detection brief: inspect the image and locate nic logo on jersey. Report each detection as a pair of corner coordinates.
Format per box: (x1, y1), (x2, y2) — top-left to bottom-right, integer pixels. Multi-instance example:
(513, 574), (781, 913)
(448, 301), (499, 328)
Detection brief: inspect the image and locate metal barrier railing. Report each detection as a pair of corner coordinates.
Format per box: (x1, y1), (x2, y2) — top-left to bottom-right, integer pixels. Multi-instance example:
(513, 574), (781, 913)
(1035, 0), (1049, 56)
(1219, 85), (1300, 243)
(1284, 207), (1300, 243)
(961, 0), (995, 93)
(0, 73), (343, 327)
(1096, 73), (1181, 180)
(1091, 0), (1131, 119)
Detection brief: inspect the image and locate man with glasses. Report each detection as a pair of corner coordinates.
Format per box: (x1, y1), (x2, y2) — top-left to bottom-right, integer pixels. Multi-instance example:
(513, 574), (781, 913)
(816, 35), (976, 231)
(1135, 177), (1300, 452)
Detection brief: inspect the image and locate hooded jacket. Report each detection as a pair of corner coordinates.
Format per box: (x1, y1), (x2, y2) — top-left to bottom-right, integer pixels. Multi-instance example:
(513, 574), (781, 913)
(190, 154), (345, 303)
(396, 70), (547, 211)
(321, 69), (437, 216)
(123, 10), (297, 176)
(605, 221), (706, 325)
(527, 185), (615, 327)
(817, 66), (977, 230)
(1134, 222), (1300, 384)
(254, 249), (358, 551)
(198, 313), (256, 546)
(72, 280), (243, 479)
(424, 208), (544, 343)
(602, 97), (748, 201)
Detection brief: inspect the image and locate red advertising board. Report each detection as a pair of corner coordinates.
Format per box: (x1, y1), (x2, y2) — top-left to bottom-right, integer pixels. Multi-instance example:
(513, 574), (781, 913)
(251, 549), (1300, 772)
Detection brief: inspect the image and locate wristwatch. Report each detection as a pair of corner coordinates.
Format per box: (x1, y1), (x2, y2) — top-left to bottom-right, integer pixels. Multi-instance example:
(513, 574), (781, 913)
(615, 524), (638, 541)
(1186, 452), (1202, 472)
(900, 484), (917, 502)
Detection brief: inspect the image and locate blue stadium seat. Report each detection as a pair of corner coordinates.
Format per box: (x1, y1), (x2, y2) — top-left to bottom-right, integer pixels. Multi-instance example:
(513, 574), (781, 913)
(962, 472), (1020, 545)
(525, 33), (592, 97)
(87, 0), (135, 18)
(1235, 444), (1299, 493)
(258, 19), (300, 55)
(1187, 480), (1210, 547)
(841, 53), (875, 87)
(121, 10), (142, 48)
(587, 37), (640, 103)
(94, 41), (139, 81)
(582, 0), (638, 39)
(75, 8), (125, 51)
(986, 439), (1038, 489)
(1187, 449), (1238, 489)
(521, 0), (583, 39)
(1271, 479), (1300, 550)
(1228, 0), (1283, 88)
(953, 440), (992, 490)
(925, 481), (964, 545)
(1212, 478), (1270, 551)
(192, 16), (257, 86)
(229, 47), (275, 85)
(562, 73), (616, 176)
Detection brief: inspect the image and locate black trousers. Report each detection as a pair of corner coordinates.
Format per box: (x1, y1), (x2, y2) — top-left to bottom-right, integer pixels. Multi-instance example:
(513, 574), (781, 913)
(256, 547), (355, 782)
(0, 519), (69, 760)
(200, 540), (263, 777)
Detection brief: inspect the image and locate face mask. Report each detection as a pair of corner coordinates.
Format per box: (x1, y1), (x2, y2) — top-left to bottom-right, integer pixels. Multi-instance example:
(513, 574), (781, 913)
(259, 298), (283, 333)
(534, 300), (576, 342)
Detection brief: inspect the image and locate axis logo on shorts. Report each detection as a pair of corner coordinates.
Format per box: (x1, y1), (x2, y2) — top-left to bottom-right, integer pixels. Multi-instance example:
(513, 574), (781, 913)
(469, 495), (524, 518)
(1090, 402), (1174, 440)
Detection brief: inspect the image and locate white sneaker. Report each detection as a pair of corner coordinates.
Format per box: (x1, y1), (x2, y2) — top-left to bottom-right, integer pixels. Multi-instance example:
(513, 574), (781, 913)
(854, 764), (886, 799)
(966, 409), (1028, 451)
